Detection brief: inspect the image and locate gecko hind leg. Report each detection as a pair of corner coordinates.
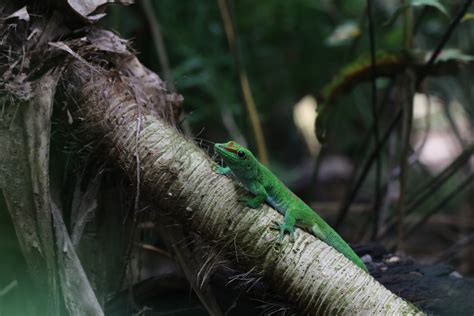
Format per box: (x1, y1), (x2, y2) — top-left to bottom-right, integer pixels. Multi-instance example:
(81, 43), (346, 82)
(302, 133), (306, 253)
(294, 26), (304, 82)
(276, 210), (297, 242)
(311, 224), (326, 241)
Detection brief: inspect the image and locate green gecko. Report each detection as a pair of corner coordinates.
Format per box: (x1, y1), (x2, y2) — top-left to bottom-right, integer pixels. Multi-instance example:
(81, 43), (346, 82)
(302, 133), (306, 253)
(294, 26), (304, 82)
(214, 141), (368, 272)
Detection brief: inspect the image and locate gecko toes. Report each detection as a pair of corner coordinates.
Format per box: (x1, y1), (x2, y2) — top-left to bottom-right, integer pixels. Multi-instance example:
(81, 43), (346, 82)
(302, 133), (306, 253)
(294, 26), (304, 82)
(275, 222), (295, 243)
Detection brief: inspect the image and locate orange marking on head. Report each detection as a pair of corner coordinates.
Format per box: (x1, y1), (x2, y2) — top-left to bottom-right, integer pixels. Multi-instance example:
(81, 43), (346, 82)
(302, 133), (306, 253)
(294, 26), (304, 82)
(224, 147), (238, 155)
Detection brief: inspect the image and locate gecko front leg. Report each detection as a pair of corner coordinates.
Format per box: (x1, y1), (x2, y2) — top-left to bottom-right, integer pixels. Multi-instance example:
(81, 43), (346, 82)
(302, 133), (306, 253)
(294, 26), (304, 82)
(239, 181), (267, 208)
(214, 165), (232, 175)
(277, 209), (297, 242)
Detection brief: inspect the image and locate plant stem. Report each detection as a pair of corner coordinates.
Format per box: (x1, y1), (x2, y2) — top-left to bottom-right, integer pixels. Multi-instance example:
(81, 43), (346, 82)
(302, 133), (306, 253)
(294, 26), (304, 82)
(367, 0), (382, 240)
(405, 175), (474, 238)
(335, 0), (473, 228)
(140, 0), (175, 92)
(403, 0), (414, 49)
(217, 0), (269, 165)
(396, 70), (415, 251)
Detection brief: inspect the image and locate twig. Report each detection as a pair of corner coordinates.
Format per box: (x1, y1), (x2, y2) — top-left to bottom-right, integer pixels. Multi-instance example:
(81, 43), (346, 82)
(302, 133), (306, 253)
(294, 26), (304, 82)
(378, 144), (474, 239)
(405, 174), (474, 238)
(335, 0), (473, 228)
(402, 0), (414, 49)
(416, 0), (474, 87)
(335, 80), (394, 231)
(336, 108), (400, 228)
(134, 112), (142, 212)
(434, 233), (474, 264)
(140, 0), (175, 92)
(216, 0), (269, 165)
(139, 243), (172, 258)
(367, 0), (382, 240)
(397, 0), (416, 249)
(407, 144), (474, 212)
(396, 70), (415, 251)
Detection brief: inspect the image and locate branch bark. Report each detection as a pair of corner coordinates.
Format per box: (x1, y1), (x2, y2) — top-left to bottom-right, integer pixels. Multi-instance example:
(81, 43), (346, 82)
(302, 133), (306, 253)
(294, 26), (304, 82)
(61, 57), (423, 314)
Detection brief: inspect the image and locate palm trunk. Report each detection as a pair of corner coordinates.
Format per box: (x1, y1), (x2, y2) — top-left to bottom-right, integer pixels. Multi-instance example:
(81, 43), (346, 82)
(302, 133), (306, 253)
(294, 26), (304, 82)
(62, 60), (423, 315)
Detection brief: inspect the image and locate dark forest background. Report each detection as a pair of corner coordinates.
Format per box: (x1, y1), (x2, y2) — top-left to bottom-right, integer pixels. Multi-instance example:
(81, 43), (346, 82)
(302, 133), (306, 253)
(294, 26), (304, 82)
(1, 0), (473, 315)
(104, 0), (473, 274)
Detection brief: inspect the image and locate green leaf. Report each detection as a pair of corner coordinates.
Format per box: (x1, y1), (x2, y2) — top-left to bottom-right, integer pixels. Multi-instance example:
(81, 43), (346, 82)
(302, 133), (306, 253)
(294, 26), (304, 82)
(385, 0), (448, 27)
(435, 49), (474, 63)
(461, 12), (474, 22)
(410, 0), (448, 16)
(326, 21), (360, 47)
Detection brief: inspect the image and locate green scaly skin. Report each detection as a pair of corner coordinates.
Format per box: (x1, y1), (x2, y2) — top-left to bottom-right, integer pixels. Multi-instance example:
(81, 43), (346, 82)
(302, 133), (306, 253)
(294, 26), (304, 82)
(214, 141), (368, 272)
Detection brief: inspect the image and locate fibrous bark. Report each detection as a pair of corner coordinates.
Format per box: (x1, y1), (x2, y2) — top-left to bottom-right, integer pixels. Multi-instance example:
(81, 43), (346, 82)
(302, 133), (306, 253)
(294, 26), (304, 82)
(61, 58), (424, 315)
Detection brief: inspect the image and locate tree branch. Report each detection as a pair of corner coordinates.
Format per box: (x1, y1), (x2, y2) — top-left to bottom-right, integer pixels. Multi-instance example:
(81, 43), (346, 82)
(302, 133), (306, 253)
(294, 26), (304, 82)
(61, 58), (423, 314)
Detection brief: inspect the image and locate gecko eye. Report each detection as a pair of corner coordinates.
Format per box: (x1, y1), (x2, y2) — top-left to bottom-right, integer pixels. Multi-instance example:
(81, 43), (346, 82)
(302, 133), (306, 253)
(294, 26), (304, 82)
(237, 150), (246, 158)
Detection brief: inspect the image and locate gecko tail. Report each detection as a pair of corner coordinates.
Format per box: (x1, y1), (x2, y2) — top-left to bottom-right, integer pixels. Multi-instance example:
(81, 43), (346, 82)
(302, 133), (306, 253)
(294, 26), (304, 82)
(311, 224), (368, 273)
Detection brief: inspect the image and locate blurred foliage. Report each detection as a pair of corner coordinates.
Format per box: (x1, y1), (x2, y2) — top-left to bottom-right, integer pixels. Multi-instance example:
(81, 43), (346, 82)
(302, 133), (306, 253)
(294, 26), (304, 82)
(105, 0), (472, 151)
(103, 0), (473, 272)
(2, 1), (474, 315)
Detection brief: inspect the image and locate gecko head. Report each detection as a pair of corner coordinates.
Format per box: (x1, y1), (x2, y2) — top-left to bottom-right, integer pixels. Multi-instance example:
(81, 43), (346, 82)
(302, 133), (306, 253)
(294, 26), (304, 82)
(214, 141), (258, 175)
